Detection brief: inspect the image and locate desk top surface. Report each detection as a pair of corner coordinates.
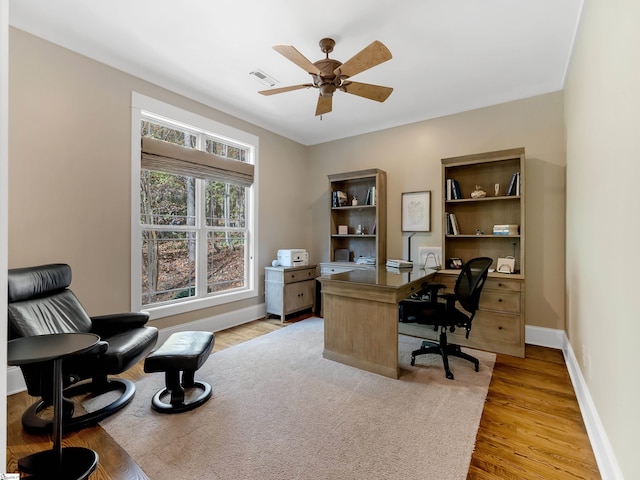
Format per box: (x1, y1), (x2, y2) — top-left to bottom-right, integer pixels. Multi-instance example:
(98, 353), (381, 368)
(8, 333), (100, 366)
(320, 266), (436, 288)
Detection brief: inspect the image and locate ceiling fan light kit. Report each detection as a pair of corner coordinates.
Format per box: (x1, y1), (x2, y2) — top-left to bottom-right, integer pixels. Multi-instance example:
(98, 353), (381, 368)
(259, 37), (393, 116)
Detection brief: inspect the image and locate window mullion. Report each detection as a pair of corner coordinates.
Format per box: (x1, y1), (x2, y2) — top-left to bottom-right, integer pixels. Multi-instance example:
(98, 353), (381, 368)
(195, 133), (208, 297)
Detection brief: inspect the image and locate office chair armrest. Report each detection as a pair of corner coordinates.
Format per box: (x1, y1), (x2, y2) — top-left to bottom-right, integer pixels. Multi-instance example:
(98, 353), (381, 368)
(438, 292), (459, 311)
(422, 282), (446, 292)
(90, 312), (151, 337)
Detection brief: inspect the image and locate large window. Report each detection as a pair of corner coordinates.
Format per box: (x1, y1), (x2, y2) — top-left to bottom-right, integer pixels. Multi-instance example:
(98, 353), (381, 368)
(131, 94), (258, 318)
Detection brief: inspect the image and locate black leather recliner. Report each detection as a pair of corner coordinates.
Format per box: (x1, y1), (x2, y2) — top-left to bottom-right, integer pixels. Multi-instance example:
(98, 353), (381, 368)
(8, 263), (158, 433)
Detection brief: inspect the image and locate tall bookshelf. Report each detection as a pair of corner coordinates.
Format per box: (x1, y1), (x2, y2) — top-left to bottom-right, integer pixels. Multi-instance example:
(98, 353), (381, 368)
(327, 169), (387, 267)
(442, 148), (525, 275)
(437, 147), (525, 357)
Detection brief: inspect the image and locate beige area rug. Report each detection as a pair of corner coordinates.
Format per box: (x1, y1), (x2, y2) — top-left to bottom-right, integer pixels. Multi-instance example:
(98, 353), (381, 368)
(99, 317), (495, 480)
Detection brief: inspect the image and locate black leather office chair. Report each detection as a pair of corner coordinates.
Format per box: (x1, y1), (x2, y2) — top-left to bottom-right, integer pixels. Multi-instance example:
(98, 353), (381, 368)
(399, 257), (492, 379)
(8, 263), (159, 432)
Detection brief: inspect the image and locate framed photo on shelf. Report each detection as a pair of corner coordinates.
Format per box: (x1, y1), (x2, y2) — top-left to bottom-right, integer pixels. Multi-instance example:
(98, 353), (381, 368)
(401, 191), (431, 232)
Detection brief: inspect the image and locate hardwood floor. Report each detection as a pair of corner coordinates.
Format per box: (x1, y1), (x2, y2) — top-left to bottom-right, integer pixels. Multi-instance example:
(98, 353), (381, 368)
(6, 315), (600, 479)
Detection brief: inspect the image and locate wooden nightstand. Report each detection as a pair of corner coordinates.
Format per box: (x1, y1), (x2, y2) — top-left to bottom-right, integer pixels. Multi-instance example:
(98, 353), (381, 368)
(265, 265), (317, 322)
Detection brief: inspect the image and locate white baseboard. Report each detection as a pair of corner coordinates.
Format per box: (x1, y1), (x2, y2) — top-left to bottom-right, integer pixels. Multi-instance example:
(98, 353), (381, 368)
(7, 303), (267, 396)
(526, 325), (623, 480)
(525, 324), (565, 349)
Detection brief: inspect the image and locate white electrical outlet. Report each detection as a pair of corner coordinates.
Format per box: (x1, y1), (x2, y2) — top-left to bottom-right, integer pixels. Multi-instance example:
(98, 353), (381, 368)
(419, 247), (442, 269)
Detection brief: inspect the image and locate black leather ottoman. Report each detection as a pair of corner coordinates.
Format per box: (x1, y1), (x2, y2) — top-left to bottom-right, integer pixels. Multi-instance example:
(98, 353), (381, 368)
(143, 331), (215, 413)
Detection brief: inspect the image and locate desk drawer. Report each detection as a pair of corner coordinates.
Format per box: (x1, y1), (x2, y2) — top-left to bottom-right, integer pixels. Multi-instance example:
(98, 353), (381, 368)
(470, 310), (521, 344)
(485, 277), (522, 293)
(479, 290), (521, 314)
(321, 265), (356, 275)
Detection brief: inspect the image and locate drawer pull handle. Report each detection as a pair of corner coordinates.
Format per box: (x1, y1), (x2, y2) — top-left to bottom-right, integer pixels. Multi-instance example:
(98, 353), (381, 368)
(498, 283), (503, 287)
(498, 326), (503, 330)
(498, 298), (503, 302)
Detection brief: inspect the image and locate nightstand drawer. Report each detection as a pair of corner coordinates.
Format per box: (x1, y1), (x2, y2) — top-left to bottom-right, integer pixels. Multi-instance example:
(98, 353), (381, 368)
(284, 267), (316, 284)
(265, 265), (318, 322)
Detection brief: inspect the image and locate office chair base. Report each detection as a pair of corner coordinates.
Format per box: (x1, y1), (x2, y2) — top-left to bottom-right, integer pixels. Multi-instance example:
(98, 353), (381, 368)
(410, 340), (479, 380)
(22, 377), (136, 433)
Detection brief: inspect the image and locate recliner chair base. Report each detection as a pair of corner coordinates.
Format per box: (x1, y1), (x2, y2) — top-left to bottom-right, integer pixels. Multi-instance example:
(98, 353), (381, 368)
(22, 377), (135, 434)
(410, 330), (479, 380)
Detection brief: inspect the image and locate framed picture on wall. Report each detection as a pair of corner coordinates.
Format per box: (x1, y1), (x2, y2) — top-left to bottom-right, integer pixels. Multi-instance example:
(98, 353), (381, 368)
(401, 191), (431, 232)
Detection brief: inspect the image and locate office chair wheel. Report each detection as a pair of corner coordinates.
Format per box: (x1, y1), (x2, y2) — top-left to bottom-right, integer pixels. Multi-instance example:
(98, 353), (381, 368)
(446, 371), (454, 380)
(410, 356), (416, 366)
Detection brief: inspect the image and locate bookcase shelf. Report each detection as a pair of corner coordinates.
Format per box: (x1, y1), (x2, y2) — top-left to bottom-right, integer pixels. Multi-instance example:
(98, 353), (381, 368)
(436, 147), (526, 357)
(328, 169), (386, 265)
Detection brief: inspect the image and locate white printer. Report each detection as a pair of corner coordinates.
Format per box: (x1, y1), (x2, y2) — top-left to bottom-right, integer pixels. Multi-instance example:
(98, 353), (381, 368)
(277, 249), (309, 267)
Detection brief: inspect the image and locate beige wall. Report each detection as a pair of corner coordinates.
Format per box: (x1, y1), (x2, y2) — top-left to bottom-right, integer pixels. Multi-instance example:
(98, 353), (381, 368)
(565, 0), (640, 478)
(306, 92), (566, 330)
(9, 27), (567, 334)
(8, 28), (309, 328)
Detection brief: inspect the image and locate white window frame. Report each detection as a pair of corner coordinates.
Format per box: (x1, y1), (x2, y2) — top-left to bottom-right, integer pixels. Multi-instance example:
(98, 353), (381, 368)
(131, 92), (259, 320)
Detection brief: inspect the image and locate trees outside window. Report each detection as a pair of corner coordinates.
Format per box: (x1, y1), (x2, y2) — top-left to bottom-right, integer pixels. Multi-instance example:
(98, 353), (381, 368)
(137, 114), (255, 312)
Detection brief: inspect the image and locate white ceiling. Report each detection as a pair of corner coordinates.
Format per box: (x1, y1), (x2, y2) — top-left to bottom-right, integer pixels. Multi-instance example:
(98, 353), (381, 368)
(9, 0), (583, 146)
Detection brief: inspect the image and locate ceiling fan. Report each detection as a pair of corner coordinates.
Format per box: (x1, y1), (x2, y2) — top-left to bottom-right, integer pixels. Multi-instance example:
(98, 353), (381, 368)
(258, 38), (393, 116)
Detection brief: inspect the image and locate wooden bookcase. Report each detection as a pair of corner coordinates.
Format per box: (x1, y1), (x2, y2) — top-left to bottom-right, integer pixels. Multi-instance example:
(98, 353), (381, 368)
(327, 169), (387, 267)
(436, 147), (525, 357)
(442, 148), (525, 275)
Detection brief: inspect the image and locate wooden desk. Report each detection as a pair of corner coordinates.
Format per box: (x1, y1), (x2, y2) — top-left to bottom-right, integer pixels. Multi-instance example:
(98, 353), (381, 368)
(319, 266), (436, 378)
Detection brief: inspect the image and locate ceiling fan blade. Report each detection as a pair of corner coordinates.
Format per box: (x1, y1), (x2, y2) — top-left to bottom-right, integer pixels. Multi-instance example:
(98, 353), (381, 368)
(342, 81), (393, 102)
(258, 84), (314, 96)
(334, 40), (392, 78)
(315, 95), (332, 116)
(273, 45), (322, 76)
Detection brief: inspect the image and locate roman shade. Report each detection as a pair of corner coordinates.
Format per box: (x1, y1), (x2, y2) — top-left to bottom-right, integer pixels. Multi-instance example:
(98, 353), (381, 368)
(141, 137), (254, 187)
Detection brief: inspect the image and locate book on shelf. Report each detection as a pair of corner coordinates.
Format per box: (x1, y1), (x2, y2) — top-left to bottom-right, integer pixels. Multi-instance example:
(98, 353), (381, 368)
(365, 188), (371, 205)
(492, 224), (519, 235)
(445, 178), (462, 200)
(451, 213), (460, 234)
(452, 179), (461, 199)
(445, 212), (460, 234)
(333, 190), (348, 207)
(386, 259), (413, 268)
(506, 172), (520, 196)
